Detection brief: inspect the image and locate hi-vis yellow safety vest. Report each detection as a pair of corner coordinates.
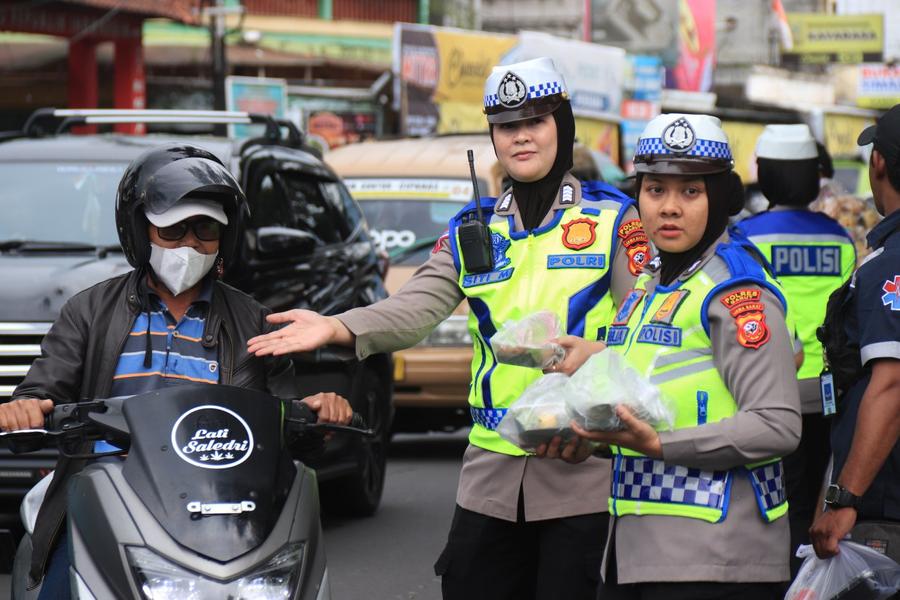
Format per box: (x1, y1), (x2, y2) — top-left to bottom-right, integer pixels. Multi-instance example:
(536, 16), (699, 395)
(607, 240), (790, 523)
(449, 182), (640, 456)
(733, 210), (855, 381)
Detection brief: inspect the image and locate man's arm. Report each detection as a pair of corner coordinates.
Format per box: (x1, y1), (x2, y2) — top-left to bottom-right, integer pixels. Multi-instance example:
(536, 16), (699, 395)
(810, 359), (900, 558)
(0, 293), (92, 430)
(837, 359), (900, 496)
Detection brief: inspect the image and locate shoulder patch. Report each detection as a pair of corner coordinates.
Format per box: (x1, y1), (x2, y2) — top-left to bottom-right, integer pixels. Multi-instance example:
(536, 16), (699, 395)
(719, 288), (762, 310)
(720, 288), (770, 349)
(432, 230), (449, 254)
(618, 219), (643, 240)
(617, 219), (651, 276)
(882, 275), (900, 311)
(560, 184), (575, 205)
(497, 193), (513, 212)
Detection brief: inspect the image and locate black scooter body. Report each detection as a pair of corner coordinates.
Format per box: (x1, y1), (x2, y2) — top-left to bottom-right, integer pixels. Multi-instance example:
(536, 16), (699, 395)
(10, 386), (331, 599)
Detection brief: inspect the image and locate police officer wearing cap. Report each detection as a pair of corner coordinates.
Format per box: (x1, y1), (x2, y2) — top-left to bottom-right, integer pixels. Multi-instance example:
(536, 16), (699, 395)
(732, 124), (855, 575)
(249, 57), (648, 599)
(810, 105), (900, 560)
(556, 114), (802, 599)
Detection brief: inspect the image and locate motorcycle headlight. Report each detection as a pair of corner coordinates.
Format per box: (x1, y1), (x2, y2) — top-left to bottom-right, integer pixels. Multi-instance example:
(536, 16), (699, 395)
(126, 543), (304, 600)
(418, 315), (471, 347)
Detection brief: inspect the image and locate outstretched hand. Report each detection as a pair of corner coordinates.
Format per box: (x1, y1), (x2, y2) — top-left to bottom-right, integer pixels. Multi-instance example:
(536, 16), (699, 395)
(571, 405), (663, 459)
(247, 309), (348, 356)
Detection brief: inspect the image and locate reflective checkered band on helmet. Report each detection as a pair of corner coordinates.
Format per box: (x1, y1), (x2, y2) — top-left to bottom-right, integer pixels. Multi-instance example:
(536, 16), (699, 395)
(746, 461), (787, 511)
(529, 82), (564, 99)
(484, 93), (500, 107)
(484, 82), (564, 108)
(470, 406), (508, 430)
(635, 137), (733, 160)
(614, 455), (730, 510)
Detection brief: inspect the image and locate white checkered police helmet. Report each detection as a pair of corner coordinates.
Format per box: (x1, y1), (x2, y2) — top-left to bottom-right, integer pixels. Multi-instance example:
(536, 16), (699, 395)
(633, 113), (734, 175)
(483, 57), (569, 124)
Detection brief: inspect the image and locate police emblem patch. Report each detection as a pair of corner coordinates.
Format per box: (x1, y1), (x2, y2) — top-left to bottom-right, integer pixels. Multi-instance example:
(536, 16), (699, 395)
(722, 288), (770, 349)
(497, 72), (527, 108)
(734, 310), (769, 349)
(662, 117), (697, 153)
(618, 220), (651, 275)
(882, 275), (900, 311)
(562, 218), (597, 250)
(491, 231), (512, 269)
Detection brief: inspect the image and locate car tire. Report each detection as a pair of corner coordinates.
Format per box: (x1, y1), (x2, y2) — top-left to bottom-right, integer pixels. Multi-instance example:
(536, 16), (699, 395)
(320, 366), (390, 517)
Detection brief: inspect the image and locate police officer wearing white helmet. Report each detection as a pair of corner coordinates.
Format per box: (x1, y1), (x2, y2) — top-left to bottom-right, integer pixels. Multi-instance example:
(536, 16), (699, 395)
(248, 57), (649, 598)
(733, 124), (855, 579)
(551, 114), (802, 599)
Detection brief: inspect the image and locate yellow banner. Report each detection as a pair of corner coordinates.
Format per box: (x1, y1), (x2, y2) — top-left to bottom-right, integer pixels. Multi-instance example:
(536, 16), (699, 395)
(721, 121), (766, 183)
(787, 13), (883, 56)
(824, 113), (875, 159)
(437, 101), (489, 135)
(575, 117), (620, 166)
(432, 30), (517, 104)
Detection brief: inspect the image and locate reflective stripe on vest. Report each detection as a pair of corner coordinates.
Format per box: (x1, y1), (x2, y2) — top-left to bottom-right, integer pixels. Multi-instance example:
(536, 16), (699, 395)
(610, 241), (789, 523)
(450, 193), (633, 456)
(611, 455), (732, 523)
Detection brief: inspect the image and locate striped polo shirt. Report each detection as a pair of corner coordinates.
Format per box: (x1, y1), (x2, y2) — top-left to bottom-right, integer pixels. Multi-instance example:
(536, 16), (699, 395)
(110, 279), (219, 397)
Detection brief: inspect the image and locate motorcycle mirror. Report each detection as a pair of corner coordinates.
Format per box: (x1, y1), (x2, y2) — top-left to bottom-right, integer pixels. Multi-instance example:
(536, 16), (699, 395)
(255, 226), (319, 257)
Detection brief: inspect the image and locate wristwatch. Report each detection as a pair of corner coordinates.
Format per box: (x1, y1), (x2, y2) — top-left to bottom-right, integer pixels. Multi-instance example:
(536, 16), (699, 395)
(824, 484), (861, 509)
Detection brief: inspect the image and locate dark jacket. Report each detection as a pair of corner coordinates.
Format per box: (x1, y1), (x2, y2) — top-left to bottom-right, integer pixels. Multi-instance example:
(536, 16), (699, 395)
(11, 269), (298, 584)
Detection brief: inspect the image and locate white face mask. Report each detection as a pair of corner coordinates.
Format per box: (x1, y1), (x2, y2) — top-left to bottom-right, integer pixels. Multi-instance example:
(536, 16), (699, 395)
(149, 243), (218, 296)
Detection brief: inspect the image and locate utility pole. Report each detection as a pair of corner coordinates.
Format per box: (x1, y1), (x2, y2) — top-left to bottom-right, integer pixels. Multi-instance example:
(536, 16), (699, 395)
(208, 0), (227, 112)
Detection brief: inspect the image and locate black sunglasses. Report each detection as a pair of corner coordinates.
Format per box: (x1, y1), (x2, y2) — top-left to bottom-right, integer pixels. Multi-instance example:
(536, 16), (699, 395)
(156, 218), (222, 242)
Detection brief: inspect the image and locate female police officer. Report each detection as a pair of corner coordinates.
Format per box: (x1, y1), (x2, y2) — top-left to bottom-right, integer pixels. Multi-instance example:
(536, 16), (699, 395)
(248, 57), (648, 599)
(556, 114), (802, 599)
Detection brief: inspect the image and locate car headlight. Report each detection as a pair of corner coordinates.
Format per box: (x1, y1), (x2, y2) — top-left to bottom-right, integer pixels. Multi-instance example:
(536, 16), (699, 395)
(418, 315), (471, 347)
(126, 543), (304, 600)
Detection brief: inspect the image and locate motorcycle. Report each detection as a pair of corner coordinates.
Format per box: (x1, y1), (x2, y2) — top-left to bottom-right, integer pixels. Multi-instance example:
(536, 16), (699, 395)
(1, 384), (371, 599)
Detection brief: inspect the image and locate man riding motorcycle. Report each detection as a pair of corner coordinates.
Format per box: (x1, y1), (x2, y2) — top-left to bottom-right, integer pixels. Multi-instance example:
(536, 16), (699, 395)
(0, 143), (352, 597)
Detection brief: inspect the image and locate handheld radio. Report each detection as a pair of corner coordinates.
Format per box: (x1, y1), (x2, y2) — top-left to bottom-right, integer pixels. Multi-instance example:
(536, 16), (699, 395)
(457, 150), (494, 274)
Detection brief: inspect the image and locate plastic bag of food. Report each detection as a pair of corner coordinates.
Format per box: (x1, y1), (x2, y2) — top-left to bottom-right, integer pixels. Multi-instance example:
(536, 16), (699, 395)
(786, 542), (900, 600)
(565, 351), (673, 432)
(497, 373), (576, 452)
(491, 311), (566, 370)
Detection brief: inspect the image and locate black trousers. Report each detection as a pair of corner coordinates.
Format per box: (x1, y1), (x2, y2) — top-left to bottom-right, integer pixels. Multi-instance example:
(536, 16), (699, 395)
(435, 503), (608, 600)
(783, 412), (832, 578)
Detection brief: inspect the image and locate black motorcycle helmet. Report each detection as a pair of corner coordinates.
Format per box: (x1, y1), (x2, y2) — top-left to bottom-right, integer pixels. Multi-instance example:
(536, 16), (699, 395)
(115, 143), (249, 268)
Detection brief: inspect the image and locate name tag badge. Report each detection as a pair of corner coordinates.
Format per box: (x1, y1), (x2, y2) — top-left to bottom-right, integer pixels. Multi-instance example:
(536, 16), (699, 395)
(820, 371), (836, 417)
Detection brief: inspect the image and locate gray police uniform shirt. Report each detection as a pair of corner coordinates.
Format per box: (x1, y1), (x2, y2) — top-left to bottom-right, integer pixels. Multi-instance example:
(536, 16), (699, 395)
(606, 232), (802, 584)
(339, 175), (638, 521)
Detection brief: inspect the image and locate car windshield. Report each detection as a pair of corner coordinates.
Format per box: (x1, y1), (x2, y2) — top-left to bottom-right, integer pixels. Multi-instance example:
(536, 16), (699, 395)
(0, 162), (126, 246)
(359, 199), (463, 265)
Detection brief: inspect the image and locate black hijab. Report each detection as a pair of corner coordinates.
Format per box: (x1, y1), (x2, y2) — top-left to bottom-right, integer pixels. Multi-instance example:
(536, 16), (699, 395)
(639, 171), (744, 286)
(757, 157), (820, 207)
(490, 102), (576, 231)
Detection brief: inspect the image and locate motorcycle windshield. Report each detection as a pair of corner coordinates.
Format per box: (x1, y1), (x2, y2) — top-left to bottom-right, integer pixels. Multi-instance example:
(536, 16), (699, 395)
(122, 385), (295, 562)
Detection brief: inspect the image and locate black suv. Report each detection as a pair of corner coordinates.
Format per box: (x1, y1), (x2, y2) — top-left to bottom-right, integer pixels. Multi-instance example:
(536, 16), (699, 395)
(0, 109), (393, 525)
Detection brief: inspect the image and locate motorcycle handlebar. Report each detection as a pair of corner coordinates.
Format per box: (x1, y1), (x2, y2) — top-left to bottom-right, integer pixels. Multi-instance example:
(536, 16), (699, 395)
(284, 399), (374, 438)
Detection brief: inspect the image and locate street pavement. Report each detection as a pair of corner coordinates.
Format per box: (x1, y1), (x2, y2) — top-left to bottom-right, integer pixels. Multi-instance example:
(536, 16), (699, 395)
(324, 431), (466, 599)
(0, 430), (468, 599)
